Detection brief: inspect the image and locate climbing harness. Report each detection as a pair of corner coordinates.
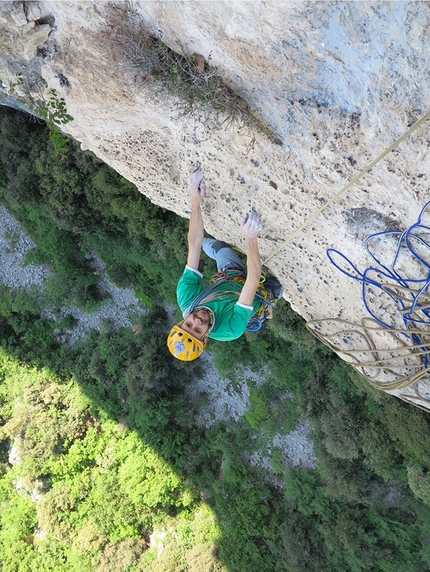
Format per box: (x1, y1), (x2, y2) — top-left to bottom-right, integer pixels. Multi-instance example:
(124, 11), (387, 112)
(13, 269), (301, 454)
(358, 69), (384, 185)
(308, 201), (430, 391)
(182, 267), (278, 332)
(212, 269), (274, 332)
(263, 109), (430, 266)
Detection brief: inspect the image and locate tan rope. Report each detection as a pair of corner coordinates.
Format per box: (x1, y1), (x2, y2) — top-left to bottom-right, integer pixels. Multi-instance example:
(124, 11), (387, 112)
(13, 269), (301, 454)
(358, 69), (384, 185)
(306, 316), (430, 390)
(263, 110), (430, 265)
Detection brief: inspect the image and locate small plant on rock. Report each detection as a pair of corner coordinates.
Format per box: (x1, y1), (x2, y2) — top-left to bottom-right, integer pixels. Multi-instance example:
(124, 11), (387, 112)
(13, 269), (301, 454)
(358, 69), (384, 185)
(105, 2), (281, 143)
(8, 74), (73, 159)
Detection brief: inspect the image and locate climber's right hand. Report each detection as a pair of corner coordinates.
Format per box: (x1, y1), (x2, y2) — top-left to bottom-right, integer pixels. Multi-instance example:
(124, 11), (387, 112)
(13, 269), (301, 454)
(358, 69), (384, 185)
(190, 168), (205, 200)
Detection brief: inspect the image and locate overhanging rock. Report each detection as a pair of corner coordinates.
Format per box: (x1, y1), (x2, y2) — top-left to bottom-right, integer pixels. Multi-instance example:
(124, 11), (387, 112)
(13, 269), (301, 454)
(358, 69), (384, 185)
(0, 0), (430, 408)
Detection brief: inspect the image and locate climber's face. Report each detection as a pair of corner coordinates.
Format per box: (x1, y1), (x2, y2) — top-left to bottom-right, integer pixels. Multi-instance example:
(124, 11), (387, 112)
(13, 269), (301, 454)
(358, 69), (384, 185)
(180, 308), (211, 340)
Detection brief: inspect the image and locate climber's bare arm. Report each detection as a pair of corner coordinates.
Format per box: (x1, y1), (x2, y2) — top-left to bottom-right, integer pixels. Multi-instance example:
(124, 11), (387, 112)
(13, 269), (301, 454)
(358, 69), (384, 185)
(187, 169), (206, 271)
(238, 211), (262, 306)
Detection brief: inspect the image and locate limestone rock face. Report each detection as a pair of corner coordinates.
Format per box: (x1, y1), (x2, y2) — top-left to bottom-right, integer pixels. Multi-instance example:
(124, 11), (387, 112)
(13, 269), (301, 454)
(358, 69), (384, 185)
(1, 1), (430, 408)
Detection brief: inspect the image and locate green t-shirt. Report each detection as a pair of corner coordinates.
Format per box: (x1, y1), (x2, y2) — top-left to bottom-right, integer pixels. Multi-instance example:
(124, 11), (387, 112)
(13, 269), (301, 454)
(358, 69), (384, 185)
(177, 266), (260, 341)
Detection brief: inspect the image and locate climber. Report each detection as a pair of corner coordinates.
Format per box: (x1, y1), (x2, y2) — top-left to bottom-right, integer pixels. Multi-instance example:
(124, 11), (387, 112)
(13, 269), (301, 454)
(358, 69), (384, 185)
(167, 168), (283, 361)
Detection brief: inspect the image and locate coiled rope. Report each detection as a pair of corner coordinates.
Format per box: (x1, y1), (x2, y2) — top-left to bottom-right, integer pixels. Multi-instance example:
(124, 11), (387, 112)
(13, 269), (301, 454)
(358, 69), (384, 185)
(260, 109), (430, 392)
(307, 201), (430, 391)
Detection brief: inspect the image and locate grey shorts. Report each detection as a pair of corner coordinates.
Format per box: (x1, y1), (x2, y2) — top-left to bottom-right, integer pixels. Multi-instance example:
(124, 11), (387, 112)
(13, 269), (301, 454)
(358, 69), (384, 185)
(202, 238), (245, 271)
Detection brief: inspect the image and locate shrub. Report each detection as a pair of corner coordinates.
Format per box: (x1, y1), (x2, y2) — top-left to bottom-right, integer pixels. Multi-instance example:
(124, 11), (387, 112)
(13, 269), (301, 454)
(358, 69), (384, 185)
(407, 462), (430, 507)
(244, 387), (269, 429)
(105, 2), (280, 141)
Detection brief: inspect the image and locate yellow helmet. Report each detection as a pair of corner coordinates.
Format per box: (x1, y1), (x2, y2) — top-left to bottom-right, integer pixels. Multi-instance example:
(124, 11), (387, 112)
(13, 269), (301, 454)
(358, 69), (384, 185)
(167, 325), (206, 361)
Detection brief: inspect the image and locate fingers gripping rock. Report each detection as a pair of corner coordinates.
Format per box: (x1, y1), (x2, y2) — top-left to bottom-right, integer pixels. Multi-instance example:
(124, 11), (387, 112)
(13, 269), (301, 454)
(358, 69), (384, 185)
(190, 168), (205, 196)
(190, 168), (203, 185)
(241, 210), (262, 236)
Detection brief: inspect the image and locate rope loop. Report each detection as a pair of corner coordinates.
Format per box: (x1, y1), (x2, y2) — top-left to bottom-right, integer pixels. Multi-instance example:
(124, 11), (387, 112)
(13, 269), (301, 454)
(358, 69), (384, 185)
(317, 201), (430, 390)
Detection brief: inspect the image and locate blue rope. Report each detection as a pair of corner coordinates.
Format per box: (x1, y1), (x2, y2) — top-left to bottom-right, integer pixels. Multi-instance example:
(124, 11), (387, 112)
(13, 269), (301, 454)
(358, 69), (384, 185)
(327, 200), (430, 366)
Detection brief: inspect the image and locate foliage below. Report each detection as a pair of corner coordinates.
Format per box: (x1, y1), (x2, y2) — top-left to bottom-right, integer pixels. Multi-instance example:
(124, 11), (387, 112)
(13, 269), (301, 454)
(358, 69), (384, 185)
(0, 106), (430, 571)
(0, 106), (190, 307)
